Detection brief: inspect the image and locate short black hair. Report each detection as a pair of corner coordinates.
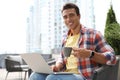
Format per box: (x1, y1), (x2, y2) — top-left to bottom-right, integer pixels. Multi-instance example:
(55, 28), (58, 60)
(61, 3), (80, 15)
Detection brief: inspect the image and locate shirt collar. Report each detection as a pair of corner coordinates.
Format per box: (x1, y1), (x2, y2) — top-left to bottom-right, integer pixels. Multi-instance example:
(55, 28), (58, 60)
(67, 24), (85, 36)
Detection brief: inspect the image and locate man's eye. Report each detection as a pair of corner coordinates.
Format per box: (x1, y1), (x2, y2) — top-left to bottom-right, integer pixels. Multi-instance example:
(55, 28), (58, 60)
(63, 16), (67, 19)
(69, 14), (74, 17)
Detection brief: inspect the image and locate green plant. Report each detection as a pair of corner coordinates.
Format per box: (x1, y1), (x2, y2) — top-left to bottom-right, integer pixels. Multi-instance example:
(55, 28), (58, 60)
(105, 23), (120, 55)
(104, 5), (120, 55)
(105, 5), (117, 27)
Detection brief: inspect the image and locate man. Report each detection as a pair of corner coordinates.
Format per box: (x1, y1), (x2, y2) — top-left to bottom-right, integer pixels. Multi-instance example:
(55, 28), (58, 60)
(29, 3), (116, 80)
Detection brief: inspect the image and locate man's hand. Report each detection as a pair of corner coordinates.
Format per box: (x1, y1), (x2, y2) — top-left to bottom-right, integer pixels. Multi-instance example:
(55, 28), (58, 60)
(72, 47), (91, 58)
(51, 62), (64, 72)
(51, 65), (59, 72)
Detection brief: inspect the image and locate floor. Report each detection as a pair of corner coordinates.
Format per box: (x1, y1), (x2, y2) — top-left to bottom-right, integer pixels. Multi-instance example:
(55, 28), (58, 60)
(0, 69), (28, 80)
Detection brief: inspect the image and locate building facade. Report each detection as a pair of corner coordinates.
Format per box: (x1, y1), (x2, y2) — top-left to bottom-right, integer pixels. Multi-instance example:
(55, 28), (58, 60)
(26, 0), (95, 54)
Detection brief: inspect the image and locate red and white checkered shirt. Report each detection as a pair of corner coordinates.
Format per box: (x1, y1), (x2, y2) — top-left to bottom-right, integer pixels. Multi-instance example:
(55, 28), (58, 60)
(56, 25), (116, 80)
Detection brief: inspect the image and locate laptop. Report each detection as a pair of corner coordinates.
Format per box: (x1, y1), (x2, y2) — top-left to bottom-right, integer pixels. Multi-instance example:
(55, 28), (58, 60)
(21, 53), (73, 74)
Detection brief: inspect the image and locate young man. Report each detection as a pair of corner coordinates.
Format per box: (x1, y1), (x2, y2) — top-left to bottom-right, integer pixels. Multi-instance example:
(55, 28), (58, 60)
(29, 3), (116, 80)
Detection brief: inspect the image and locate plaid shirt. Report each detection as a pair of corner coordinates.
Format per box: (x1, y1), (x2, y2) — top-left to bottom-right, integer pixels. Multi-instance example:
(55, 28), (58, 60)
(56, 25), (116, 80)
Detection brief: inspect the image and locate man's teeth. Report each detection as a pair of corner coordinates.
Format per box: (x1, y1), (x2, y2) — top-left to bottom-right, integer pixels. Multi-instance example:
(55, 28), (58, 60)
(69, 23), (73, 25)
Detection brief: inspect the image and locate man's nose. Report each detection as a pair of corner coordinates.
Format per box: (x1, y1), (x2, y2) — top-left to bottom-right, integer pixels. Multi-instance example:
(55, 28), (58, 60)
(66, 16), (72, 21)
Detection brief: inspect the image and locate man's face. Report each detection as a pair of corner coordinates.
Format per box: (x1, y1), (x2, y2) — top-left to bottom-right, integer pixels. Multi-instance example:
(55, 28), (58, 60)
(62, 8), (80, 30)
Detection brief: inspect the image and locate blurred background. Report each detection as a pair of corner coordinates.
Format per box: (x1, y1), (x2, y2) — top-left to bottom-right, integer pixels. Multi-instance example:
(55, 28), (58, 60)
(0, 0), (120, 54)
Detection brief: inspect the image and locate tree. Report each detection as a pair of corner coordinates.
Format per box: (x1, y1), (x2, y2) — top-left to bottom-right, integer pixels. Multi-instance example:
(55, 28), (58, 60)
(105, 5), (117, 27)
(104, 5), (120, 55)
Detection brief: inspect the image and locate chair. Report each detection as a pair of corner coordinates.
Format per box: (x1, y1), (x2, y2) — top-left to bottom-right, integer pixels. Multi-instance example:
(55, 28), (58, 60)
(45, 56), (119, 80)
(5, 55), (29, 80)
(92, 56), (120, 80)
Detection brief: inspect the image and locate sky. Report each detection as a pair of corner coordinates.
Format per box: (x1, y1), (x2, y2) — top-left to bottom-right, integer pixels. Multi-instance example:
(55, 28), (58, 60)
(94, 0), (120, 34)
(0, 0), (32, 53)
(0, 0), (120, 53)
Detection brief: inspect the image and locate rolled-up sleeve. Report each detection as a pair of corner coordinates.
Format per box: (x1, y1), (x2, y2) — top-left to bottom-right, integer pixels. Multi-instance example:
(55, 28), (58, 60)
(56, 52), (64, 64)
(95, 31), (116, 65)
(103, 51), (116, 65)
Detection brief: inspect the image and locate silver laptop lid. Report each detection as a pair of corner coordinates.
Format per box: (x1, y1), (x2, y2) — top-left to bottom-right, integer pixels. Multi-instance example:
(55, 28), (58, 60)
(21, 53), (53, 74)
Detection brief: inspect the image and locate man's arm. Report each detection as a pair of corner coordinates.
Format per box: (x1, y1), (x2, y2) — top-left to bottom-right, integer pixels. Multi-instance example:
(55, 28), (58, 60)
(72, 48), (107, 64)
(72, 30), (116, 65)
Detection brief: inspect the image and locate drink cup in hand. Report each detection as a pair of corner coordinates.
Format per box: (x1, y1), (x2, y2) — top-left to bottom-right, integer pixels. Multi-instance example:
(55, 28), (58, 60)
(63, 47), (72, 57)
